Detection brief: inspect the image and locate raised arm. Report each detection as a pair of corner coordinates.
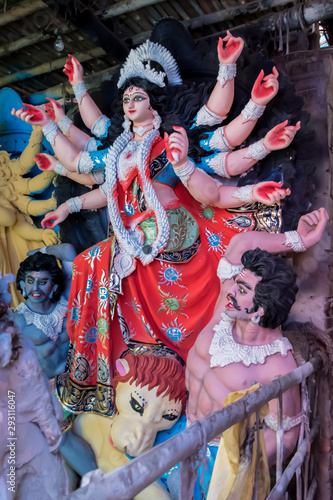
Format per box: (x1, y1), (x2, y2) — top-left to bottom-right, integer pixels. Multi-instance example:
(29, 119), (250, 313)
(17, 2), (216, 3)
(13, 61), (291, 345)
(224, 208), (328, 265)
(64, 55), (103, 130)
(205, 32), (244, 119)
(225, 120), (301, 177)
(44, 98), (91, 151)
(12, 104), (109, 176)
(224, 67), (279, 148)
(12, 105), (85, 172)
(166, 127), (291, 208)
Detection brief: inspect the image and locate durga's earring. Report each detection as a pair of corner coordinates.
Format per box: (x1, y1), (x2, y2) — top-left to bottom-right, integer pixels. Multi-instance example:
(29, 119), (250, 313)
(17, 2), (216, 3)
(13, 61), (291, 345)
(152, 109), (162, 130)
(251, 315), (261, 324)
(122, 115), (131, 132)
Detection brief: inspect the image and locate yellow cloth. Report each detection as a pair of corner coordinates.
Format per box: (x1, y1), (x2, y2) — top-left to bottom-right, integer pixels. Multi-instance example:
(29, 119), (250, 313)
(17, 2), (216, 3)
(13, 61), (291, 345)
(207, 384), (270, 500)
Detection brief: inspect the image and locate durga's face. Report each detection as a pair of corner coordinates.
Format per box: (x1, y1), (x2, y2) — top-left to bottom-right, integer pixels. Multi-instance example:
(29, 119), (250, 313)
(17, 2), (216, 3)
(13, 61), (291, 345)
(122, 86), (154, 126)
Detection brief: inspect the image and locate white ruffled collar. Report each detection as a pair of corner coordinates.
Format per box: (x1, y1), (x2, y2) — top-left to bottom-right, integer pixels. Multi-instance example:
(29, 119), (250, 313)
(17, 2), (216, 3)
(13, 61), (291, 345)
(209, 313), (292, 368)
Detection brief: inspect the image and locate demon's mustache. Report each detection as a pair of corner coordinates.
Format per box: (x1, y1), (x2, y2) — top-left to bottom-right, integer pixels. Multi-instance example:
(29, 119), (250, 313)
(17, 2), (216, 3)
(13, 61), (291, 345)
(227, 294), (241, 311)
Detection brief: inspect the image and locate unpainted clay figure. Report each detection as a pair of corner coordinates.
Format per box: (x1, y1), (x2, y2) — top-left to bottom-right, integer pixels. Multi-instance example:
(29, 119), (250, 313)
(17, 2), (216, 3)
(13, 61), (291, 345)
(0, 126), (59, 307)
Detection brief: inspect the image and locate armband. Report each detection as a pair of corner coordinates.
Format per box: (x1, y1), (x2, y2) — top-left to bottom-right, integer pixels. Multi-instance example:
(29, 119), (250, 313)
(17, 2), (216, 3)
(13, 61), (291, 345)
(77, 151), (95, 174)
(91, 115), (111, 138)
(217, 257), (244, 280)
(196, 105), (224, 127)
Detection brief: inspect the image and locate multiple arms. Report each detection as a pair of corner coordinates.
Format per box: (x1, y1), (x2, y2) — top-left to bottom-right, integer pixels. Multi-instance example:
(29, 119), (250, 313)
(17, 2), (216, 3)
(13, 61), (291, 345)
(205, 31), (244, 119)
(165, 126), (293, 208)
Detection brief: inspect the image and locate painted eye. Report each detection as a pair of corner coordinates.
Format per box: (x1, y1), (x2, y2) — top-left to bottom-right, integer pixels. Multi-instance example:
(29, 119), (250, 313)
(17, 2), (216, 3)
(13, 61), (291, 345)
(134, 95), (146, 101)
(130, 395), (144, 416)
(123, 97), (129, 104)
(162, 413), (179, 421)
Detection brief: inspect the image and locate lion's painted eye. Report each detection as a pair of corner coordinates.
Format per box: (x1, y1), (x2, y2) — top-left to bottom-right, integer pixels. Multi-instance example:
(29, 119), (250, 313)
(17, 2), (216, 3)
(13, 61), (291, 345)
(162, 412), (179, 421)
(130, 394), (144, 416)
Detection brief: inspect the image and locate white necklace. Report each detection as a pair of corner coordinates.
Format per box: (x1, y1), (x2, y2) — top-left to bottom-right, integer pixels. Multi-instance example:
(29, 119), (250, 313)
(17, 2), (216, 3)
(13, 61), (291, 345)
(105, 130), (170, 266)
(132, 123), (154, 136)
(15, 295), (68, 341)
(209, 314), (292, 368)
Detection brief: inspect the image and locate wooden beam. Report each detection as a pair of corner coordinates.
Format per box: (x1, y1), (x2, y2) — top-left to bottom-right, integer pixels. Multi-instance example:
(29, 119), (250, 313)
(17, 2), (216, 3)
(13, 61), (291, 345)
(0, 26), (74, 59)
(129, 0), (333, 45)
(0, 47), (106, 87)
(209, 0), (333, 37)
(95, 0), (165, 19)
(183, 0), (298, 30)
(23, 0), (333, 102)
(0, 0), (48, 27)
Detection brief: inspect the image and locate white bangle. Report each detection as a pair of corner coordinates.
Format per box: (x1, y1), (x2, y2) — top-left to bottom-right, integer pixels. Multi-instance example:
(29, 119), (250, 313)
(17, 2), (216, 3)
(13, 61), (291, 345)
(217, 257), (244, 280)
(174, 159), (195, 188)
(66, 197), (83, 214)
(217, 64), (236, 88)
(42, 121), (58, 146)
(58, 116), (72, 135)
(73, 81), (87, 105)
(241, 99), (265, 123)
(244, 139), (269, 161)
(284, 231), (306, 252)
(55, 161), (68, 176)
(39, 246), (48, 254)
(232, 185), (254, 204)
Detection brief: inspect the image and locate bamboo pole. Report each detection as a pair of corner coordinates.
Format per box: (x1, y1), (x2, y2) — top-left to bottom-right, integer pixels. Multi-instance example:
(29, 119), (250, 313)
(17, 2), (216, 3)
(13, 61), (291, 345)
(0, 47), (106, 87)
(65, 356), (322, 500)
(267, 421), (319, 500)
(305, 478), (317, 500)
(276, 393), (284, 482)
(0, 0), (47, 27)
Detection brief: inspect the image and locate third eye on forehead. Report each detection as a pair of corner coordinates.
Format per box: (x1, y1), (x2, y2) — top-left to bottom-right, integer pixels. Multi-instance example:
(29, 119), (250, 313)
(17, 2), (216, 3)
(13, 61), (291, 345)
(123, 88), (148, 99)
